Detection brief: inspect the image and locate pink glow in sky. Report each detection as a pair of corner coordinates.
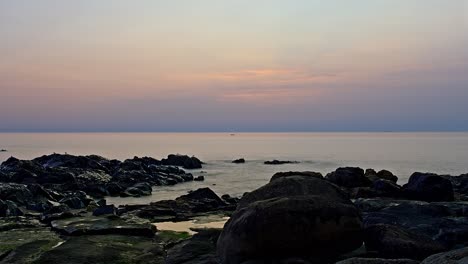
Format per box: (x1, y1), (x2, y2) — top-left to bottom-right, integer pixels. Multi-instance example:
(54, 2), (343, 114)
(1, 1), (467, 131)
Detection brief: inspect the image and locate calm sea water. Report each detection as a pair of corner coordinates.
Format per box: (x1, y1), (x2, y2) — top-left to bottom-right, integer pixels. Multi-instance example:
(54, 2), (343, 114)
(1, 132), (468, 205)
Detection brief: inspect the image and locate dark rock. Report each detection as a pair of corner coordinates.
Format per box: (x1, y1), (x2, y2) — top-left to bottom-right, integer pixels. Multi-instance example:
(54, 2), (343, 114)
(33, 153), (108, 171)
(217, 176), (363, 263)
(162, 154), (203, 169)
(421, 246), (468, 263)
(372, 179), (401, 197)
(238, 174), (351, 209)
(34, 235), (165, 264)
(232, 158), (245, 164)
(166, 228), (221, 264)
(336, 258), (419, 264)
(93, 205), (117, 216)
(130, 188), (230, 221)
(364, 224), (446, 260)
(350, 187), (383, 199)
(221, 194), (239, 205)
(326, 167), (372, 188)
(377, 170), (398, 183)
(0, 227), (63, 263)
(360, 199), (468, 248)
(194, 175), (205, 181)
(403, 173), (454, 202)
(0, 199), (24, 217)
(59, 191), (90, 209)
(0, 183), (34, 205)
(270, 171), (323, 182)
(264, 160), (299, 165)
(51, 215), (157, 237)
(106, 182), (124, 196)
(121, 182), (152, 197)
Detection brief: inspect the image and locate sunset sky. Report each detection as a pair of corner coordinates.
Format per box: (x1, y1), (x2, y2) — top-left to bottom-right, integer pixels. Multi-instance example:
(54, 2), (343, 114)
(1, 0), (468, 132)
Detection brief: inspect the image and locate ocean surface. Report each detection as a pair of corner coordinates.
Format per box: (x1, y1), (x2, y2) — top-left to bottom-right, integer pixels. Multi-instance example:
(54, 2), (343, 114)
(1, 132), (468, 205)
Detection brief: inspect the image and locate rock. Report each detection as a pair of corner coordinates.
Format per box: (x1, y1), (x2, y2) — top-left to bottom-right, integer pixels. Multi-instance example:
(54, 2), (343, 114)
(0, 183), (34, 205)
(421, 246), (468, 264)
(194, 175), (205, 181)
(403, 173), (454, 202)
(270, 171), (323, 182)
(0, 227), (63, 264)
(221, 194), (239, 205)
(93, 205), (117, 216)
(361, 200), (468, 248)
(162, 154), (203, 169)
(377, 170), (398, 183)
(336, 258), (419, 264)
(106, 182), (124, 196)
(263, 160), (299, 165)
(59, 191), (91, 209)
(0, 199), (24, 217)
(238, 174), (351, 209)
(232, 158), (245, 164)
(34, 235), (165, 264)
(51, 215), (157, 237)
(121, 182), (152, 197)
(326, 167), (372, 188)
(372, 179), (402, 197)
(130, 188), (230, 221)
(217, 175), (363, 263)
(166, 228), (221, 264)
(0, 217), (44, 232)
(364, 224), (446, 260)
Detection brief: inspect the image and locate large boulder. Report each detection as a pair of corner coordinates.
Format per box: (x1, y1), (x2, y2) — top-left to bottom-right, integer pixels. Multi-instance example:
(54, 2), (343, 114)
(326, 167), (372, 188)
(162, 154), (203, 169)
(270, 171), (323, 182)
(217, 176), (363, 263)
(403, 173), (454, 202)
(421, 246), (468, 264)
(364, 224), (446, 260)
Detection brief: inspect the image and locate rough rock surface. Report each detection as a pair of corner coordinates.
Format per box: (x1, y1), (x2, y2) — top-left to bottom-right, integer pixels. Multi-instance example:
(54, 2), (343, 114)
(217, 175), (363, 263)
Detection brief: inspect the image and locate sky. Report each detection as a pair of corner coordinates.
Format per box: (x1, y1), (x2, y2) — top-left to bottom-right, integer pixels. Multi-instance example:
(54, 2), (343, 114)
(1, 0), (468, 132)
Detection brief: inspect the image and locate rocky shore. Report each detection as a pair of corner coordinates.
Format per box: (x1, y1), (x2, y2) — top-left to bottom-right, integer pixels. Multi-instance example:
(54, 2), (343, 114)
(1, 154), (468, 263)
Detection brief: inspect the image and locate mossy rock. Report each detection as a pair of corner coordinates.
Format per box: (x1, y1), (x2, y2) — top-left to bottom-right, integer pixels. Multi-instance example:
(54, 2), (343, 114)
(33, 235), (165, 264)
(0, 228), (62, 264)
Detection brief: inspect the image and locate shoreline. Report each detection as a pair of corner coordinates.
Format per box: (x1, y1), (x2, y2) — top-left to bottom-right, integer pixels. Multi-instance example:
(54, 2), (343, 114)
(1, 153), (467, 263)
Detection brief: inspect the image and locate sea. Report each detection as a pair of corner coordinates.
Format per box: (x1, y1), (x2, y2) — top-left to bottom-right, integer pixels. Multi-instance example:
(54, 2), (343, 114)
(1, 132), (468, 206)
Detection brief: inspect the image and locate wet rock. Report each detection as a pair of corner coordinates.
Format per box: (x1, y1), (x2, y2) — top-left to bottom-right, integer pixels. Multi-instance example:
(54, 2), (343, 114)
(270, 171), (323, 182)
(0, 217), (44, 231)
(33, 153), (109, 171)
(326, 167), (372, 188)
(377, 170), (398, 183)
(217, 176), (363, 264)
(50, 215), (157, 237)
(421, 246), (468, 264)
(121, 182), (152, 197)
(264, 160), (299, 165)
(403, 173), (454, 202)
(194, 175), (205, 181)
(162, 154), (203, 169)
(336, 258), (419, 264)
(59, 191), (91, 209)
(232, 158), (245, 164)
(221, 194), (239, 205)
(364, 224), (446, 260)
